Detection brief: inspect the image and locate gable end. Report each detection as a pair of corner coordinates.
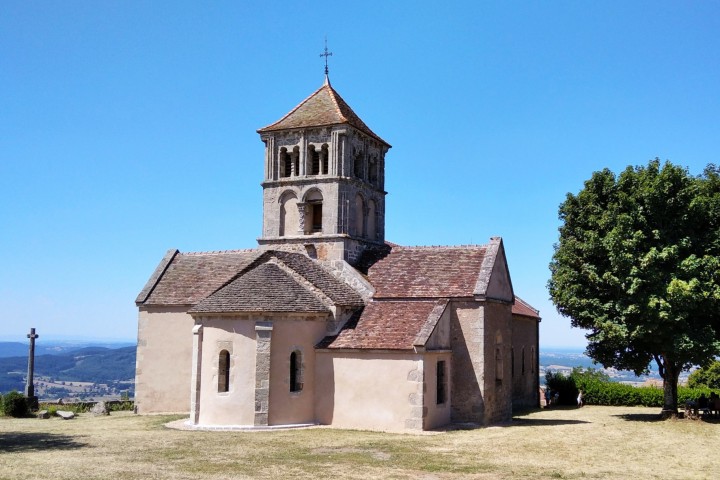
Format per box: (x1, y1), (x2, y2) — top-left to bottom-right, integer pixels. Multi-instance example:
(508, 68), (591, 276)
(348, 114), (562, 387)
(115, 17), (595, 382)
(135, 249), (179, 305)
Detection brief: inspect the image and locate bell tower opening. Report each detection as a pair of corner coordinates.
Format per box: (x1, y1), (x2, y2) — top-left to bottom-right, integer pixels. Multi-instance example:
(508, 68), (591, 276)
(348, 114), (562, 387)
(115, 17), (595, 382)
(304, 190), (323, 234)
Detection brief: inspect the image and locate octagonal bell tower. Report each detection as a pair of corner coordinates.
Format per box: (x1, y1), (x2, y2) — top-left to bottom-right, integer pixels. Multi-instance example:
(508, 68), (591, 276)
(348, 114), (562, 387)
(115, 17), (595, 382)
(256, 75), (391, 266)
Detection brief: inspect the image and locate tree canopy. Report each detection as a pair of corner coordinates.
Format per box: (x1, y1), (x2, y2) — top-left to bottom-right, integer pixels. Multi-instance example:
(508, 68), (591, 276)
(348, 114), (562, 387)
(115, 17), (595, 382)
(549, 159), (720, 413)
(687, 360), (720, 390)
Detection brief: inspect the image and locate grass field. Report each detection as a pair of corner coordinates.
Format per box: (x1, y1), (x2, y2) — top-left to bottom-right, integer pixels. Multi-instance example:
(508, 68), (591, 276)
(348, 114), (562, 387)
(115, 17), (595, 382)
(1, 406), (718, 479)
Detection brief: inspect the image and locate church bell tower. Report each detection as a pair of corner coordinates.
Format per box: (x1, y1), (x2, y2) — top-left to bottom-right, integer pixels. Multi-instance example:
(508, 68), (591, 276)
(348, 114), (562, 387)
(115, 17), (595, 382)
(256, 74), (391, 266)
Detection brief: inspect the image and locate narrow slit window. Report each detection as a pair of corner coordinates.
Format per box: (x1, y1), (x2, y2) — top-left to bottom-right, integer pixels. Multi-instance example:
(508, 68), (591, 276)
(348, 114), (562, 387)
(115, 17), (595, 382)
(511, 348), (515, 378)
(495, 331), (503, 383)
(292, 146), (300, 176)
(218, 350), (230, 393)
(290, 350), (303, 392)
(531, 347), (536, 373)
(437, 360), (447, 404)
(321, 144), (329, 174)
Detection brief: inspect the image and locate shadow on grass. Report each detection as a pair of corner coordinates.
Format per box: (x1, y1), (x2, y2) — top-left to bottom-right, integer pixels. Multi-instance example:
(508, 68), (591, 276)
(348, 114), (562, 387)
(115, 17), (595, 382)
(614, 412), (720, 423)
(506, 406), (591, 427)
(0, 432), (88, 453)
(509, 417), (591, 427)
(613, 413), (664, 423)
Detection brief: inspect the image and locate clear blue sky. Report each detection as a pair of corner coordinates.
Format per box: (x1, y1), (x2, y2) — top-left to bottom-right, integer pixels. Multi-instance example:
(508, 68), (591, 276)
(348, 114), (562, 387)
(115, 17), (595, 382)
(1, 1), (718, 347)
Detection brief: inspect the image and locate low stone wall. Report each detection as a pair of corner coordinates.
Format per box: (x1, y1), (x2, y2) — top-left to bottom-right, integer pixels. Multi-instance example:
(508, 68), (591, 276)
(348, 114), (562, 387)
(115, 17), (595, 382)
(39, 399), (135, 412)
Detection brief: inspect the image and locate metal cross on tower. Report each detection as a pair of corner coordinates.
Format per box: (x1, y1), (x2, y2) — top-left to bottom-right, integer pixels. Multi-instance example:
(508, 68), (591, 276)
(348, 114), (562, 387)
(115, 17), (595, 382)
(320, 38), (333, 76)
(25, 327), (39, 409)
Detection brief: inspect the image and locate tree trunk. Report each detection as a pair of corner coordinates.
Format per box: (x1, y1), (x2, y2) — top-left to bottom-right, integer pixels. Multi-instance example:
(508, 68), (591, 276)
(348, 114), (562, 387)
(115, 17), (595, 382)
(660, 358), (680, 418)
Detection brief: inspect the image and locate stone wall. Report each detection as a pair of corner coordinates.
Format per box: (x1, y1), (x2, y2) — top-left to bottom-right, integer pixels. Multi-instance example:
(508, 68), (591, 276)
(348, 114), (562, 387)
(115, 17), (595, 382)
(449, 300), (513, 425)
(481, 301), (513, 424)
(449, 301), (484, 423)
(511, 315), (540, 410)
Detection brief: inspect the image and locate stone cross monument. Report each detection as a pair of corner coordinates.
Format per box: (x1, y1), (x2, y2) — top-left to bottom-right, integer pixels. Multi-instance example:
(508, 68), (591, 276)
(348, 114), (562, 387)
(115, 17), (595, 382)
(25, 327), (39, 409)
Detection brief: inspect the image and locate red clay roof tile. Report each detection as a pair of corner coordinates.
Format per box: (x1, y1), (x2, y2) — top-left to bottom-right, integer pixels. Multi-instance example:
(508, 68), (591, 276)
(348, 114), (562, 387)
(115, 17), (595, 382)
(512, 296), (541, 319)
(318, 300), (439, 350)
(257, 79), (389, 146)
(368, 246), (488, 298)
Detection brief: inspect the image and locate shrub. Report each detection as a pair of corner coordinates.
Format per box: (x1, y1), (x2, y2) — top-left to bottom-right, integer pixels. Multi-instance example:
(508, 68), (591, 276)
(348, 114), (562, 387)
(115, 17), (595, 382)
(1, 391), (30, 417)
(687, 360), (720, 389)
(44, 404), (59, 416)
(545, 370), (578, 405)
(108, 400), (134, 412)
(546, 368), (720, 408)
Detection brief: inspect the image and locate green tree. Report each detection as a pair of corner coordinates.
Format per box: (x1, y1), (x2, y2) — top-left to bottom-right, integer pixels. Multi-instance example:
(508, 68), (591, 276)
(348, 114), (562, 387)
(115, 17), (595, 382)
(687, 360), (720, 389)
(549, 159), (720, 415)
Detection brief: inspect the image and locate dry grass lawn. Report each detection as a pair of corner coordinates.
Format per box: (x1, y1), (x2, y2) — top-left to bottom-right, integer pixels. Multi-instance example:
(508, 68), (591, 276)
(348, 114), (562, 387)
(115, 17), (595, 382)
(1, 406), (719, 479)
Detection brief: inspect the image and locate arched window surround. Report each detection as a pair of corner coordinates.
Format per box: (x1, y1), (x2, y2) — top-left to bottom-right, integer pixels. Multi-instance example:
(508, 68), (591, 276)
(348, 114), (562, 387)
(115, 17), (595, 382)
(303, 189), (323, 234)
(279, 190), (299, 237)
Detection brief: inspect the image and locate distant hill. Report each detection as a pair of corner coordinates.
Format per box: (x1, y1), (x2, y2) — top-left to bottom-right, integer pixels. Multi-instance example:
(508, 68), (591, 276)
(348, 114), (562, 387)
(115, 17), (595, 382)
(0, 346), (136, 395)
(539, 349), (667, 384)
(0, 341), (135, 358)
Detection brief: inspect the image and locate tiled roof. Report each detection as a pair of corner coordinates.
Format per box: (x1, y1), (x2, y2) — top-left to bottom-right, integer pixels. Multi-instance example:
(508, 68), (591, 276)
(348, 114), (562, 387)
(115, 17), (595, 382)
(317, 300), (439, 350)
(368, 245), (488, 298)
(512, 296), (541, 320)
(136, 248), (364, 310)
(136, 249), (262, 306)
(189, 263), (329, 314)
(270, 251), (364, 307)
(257, 78), (390, 147)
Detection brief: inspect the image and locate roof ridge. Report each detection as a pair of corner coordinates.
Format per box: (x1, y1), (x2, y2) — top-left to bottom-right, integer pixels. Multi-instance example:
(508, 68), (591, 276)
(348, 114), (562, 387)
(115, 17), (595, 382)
(181, 248), (258, 256)
(392, 244), (487, 250)
(325, 83), (348, 123)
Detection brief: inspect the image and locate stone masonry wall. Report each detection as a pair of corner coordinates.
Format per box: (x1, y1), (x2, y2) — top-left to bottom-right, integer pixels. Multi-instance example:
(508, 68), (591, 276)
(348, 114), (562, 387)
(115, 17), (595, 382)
(511, 315), (540, 410)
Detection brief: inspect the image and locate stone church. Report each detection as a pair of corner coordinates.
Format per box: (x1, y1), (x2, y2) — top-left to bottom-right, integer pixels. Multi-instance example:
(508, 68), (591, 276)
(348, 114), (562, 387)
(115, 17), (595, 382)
(134, 74), (540, 431)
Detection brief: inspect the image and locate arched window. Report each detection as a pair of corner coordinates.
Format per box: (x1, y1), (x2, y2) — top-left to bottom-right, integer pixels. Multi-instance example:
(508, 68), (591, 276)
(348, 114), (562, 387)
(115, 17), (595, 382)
(354, 194), (364, 237)
(218, 350), (230, 393)
(280, 148), (291, 178)
(304, 190), (323, 234)
(309, 145), (320, 175)
(321, 144), (329, 175)
(369, 156), (378, 184)
(279, 191), (299, 237)
(290, 350), (303, 392)
(354, 151), (364, 179)
(292, 146), (300, 176)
